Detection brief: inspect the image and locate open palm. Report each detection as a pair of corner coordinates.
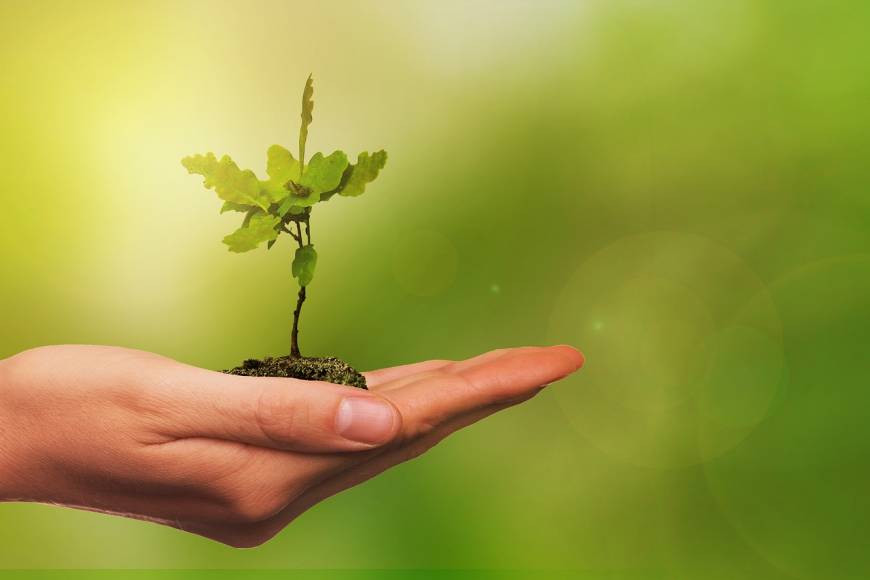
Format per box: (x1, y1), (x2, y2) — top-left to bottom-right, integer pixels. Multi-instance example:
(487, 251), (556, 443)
(0, 345), (583, 547)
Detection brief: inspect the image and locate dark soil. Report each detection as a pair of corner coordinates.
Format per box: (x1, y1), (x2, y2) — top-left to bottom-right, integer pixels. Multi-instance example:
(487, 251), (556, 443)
(223, 356), (367, 389)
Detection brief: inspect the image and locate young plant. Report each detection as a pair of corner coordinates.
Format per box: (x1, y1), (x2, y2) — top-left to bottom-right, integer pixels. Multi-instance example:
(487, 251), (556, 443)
(181, 76), (387, 388)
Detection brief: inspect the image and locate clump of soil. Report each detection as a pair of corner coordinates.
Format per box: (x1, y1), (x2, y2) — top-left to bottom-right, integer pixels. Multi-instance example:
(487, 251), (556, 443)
(224, 356), (367, 389)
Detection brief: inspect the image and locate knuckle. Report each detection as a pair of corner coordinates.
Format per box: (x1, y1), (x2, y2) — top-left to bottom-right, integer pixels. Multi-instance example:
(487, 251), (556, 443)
(402, 371), (470, 439)
(421, 369), (467, 390)
(255, 385), (318, 447)
(228, 496), (285, 524)
(439, 370), (474, 391)
(216, 473), (290, 524)
(140, 438), (258, 487)
(226, 495), (283, 524)
(255, 386), (295, 445)
(410, 417), (439, 439)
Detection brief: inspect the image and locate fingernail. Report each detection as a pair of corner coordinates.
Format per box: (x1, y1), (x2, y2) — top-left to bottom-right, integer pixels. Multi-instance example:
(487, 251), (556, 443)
(554, 344), (585, 370)
(336, 397), (398, 445)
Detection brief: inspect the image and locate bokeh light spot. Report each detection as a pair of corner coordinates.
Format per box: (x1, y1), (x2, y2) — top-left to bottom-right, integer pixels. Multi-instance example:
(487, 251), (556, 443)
(549, 232), (782, 468)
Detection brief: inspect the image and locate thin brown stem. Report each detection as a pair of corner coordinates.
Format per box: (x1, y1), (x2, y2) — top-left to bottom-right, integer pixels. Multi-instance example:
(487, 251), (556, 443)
(290, 218), (309, 358)
(281, 224), (301, 243)
(290, 286), (306, 358)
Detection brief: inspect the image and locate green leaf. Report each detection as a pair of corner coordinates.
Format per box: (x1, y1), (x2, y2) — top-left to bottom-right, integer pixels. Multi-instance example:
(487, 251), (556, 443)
(292, 244), (317, 287)
(260, 144), (302, 204)
(280, 185), (318, 208)
(277, 195), (305, 218)
(220, 201), (254, 214)
(299, 74), (314, 168)
(300, 151), (349, 194)
(266, 144), (301, 185)
(222, 213), (280, 253)
(338, 150), (388, 197)
(274, 151), (349, 210)
(241, 207), (259, 227)
(182, 153), (270, 210)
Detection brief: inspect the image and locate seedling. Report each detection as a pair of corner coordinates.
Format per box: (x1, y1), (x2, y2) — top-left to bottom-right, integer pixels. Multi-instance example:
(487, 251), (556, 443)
(182, 76), (387, 388)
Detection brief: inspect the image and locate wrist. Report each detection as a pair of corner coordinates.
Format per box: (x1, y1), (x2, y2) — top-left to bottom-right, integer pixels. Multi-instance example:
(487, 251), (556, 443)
(0, 355), (31, 501)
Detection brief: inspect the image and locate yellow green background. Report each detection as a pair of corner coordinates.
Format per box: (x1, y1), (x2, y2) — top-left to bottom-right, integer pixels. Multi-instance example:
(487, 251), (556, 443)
(2, 0), (869, 578)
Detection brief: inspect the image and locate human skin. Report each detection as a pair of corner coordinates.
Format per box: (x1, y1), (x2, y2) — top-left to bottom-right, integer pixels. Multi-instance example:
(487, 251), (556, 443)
(0, 344), (583, 547)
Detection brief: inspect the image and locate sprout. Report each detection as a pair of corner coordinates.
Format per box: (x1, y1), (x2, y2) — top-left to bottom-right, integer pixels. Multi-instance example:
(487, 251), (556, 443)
(182, 75), (387, 362)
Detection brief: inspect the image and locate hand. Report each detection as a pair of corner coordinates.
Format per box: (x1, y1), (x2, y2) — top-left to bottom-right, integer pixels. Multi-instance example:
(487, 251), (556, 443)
(0, 344), (583, 547)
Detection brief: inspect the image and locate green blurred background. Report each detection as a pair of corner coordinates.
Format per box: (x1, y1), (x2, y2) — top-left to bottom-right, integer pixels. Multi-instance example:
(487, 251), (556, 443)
(1, 0), (869, 577)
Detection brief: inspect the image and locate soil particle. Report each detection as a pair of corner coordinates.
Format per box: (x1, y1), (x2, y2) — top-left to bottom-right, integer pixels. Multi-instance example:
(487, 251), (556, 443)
(223, 355), (367, 389)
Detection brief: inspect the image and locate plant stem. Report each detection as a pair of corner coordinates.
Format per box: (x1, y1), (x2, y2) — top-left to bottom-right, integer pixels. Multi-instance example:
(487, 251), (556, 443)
(281, 224), (300, 243)
(290, 285), (306, 358)
(289, 216), (311, 359)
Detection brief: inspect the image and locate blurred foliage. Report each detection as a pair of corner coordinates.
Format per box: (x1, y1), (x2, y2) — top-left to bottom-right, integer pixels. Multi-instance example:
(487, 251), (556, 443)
(1, 0), (869, 577)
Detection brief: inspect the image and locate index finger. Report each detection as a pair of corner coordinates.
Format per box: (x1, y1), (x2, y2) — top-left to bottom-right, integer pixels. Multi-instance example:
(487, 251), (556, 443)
(380, 345), (584, 437)
(363, 359), (454, 388)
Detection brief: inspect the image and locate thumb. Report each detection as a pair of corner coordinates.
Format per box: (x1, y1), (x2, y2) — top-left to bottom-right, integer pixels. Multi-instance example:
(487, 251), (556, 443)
(147, 362), (402, 453)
